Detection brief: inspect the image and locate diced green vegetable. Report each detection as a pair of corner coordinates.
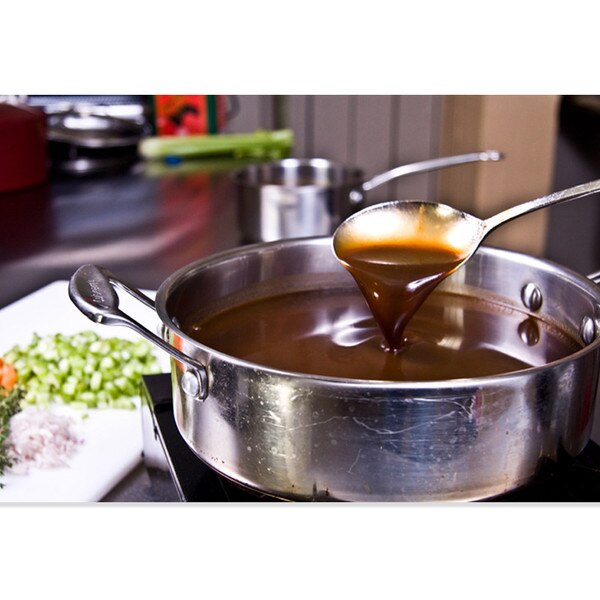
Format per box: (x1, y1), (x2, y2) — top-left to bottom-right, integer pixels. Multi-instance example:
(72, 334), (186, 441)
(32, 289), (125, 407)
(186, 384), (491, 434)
(3, 331), (162, 410)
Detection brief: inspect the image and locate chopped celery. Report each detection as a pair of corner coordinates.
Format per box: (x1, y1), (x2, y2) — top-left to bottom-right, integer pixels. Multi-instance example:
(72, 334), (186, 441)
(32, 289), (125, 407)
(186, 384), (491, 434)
(3, 331), (162, 410)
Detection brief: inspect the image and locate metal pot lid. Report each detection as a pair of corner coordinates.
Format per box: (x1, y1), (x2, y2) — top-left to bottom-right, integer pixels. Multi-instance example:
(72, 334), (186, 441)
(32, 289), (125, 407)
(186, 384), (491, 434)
(47, 111), (145, 148)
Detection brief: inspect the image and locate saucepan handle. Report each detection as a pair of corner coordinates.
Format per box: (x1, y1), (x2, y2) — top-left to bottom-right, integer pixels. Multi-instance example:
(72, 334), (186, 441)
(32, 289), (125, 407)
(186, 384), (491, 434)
(68, 264), (208, 400)
(349, 150), (504, 205)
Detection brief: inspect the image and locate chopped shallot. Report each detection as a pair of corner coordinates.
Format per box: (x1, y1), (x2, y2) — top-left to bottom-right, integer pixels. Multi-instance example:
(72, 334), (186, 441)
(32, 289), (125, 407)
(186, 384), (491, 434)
(6, 407), (83, 474)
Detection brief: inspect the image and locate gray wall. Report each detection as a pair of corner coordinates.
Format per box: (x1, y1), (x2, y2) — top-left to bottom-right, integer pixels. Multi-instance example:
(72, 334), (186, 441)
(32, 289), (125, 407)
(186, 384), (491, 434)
(226, 95), (443, 204)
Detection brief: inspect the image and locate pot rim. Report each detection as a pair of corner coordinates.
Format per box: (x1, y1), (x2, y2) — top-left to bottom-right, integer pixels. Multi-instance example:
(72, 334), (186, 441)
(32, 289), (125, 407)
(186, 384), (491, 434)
(231, 158), (364, 190)
(156, 237), (600, 390)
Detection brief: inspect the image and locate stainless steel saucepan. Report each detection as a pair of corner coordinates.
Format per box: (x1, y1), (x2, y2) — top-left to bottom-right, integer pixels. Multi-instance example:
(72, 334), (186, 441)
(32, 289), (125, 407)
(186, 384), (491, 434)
(69, 238), (600, 501)
(233, 151), (502, 242)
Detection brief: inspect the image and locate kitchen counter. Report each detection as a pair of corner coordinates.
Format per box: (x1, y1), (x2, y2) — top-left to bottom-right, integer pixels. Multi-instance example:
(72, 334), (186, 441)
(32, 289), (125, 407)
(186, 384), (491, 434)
(0, 159), (251, 310)
(0, 158), (254, 502)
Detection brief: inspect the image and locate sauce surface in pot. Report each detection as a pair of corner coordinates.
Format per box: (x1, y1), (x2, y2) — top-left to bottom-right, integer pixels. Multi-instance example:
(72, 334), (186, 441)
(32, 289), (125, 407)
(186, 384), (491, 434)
(182, 287), (581, 382)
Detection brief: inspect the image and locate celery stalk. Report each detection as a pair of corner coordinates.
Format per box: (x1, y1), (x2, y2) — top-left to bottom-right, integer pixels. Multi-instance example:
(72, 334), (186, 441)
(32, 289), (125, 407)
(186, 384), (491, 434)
(139, 129), (294, 161)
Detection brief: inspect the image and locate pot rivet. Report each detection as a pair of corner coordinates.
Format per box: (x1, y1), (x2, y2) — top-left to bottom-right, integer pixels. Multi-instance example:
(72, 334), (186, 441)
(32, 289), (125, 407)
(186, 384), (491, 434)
(580, 316), (598, 345)
(518, 318), (540, 346)
(181, 369), (204, 401)
(521, 283), (543, 312)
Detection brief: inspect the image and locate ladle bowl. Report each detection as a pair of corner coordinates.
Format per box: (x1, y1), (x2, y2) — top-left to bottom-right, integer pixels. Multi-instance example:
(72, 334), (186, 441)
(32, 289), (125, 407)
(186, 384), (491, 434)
(333, 178), (600, 269)
(332, 178), (600, 351)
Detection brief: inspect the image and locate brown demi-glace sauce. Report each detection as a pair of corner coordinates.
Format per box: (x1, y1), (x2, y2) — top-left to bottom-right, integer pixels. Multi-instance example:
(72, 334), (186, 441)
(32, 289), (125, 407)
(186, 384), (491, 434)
(335, 238), (467, 352)
(182, 286), (581, 382)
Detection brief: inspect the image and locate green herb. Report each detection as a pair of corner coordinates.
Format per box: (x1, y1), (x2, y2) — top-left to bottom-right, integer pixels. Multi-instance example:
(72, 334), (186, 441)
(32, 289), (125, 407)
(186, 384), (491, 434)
(0, 386), (23, 486)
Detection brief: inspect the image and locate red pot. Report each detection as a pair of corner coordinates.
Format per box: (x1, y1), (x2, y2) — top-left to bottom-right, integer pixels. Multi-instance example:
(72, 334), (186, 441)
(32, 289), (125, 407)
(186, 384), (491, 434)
(0, 103), (48, 192)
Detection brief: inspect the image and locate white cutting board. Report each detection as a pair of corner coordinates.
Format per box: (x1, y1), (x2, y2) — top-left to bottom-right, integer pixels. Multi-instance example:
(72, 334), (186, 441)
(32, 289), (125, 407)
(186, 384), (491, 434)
(0, 280), (169, 503)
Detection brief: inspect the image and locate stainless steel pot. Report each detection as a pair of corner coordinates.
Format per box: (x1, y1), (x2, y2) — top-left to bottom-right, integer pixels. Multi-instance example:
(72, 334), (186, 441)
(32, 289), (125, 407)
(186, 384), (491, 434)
(69, 239), (600, 501)
(46, 111), (147, 175)
(233, 151), (502, 242)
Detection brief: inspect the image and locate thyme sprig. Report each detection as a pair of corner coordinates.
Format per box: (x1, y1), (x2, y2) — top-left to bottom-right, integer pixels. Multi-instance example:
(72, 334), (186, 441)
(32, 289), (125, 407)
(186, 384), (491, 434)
(0, 386), (23, 487)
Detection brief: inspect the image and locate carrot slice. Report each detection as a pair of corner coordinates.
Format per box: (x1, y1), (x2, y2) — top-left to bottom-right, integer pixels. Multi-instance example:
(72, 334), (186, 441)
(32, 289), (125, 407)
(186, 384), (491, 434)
(0, 362), (17, 391)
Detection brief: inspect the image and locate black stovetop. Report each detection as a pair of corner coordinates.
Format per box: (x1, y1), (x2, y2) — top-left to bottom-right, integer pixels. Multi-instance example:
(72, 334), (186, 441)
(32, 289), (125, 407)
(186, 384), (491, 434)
(141, 374), (600, 502)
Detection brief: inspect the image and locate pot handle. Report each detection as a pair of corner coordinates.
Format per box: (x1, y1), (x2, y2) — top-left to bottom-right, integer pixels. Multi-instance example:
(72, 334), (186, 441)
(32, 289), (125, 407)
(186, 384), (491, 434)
(68, 264), (208, 400)
(349, 150), (503, 204)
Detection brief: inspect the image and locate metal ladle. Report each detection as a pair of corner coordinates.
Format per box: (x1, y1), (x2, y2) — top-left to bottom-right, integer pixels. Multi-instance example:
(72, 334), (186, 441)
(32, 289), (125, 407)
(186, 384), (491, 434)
(333, 178), (600, 270)
(333, 177), (600, 351)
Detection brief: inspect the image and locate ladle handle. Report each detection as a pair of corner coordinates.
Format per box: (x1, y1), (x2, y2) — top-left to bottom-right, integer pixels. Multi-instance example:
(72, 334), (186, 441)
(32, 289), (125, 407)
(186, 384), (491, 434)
(358, 150), (503, 197)
(68, 264), (208, 400)
(483, 179), (600, 235)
